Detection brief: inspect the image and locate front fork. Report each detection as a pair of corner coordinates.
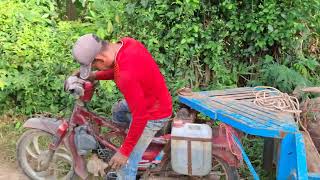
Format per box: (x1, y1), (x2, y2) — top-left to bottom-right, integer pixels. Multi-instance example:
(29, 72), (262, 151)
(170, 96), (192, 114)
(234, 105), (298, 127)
(38, 121), (69, 171)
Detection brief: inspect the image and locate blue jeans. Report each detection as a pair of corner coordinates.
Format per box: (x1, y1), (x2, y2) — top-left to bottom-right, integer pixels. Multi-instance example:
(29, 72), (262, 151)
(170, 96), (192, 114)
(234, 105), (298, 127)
(111, 100), (169, 180)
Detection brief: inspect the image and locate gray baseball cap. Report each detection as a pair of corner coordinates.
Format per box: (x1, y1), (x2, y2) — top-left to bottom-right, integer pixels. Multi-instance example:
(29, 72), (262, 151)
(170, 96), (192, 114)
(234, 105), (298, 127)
(72, 34), (105, 79)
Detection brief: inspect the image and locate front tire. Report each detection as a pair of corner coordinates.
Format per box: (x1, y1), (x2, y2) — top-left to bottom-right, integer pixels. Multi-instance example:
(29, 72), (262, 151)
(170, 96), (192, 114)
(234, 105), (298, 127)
(17, 129), (75, 180)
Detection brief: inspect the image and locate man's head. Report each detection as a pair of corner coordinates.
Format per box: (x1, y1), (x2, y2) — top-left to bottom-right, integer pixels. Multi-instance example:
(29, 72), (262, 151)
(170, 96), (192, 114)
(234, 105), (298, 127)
(72, 34), (114, 79)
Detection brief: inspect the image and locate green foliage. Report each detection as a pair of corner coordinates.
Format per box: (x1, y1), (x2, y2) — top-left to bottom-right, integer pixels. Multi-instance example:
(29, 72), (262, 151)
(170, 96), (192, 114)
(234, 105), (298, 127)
(82, 0), (320, 92)
(240, 136), (276, 179)
(0, 0), (117, 115)
(0, 0), (320, 116)
(0, 1), (319, 178)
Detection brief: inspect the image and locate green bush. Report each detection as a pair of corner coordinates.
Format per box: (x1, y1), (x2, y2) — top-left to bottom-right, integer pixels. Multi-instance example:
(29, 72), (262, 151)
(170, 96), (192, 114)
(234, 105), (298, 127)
(0, 0), (119, 115)
(85, 0), (319, 91)
(0, 0), (319, 116)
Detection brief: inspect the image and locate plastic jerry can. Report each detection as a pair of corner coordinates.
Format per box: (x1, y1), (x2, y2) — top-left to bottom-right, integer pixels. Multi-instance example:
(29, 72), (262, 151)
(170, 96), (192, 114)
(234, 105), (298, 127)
(171, 122), (212, 176)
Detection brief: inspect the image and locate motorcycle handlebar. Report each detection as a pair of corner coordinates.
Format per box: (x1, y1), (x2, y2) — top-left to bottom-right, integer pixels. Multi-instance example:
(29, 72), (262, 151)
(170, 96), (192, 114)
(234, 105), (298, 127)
(64, 76), (95, 101)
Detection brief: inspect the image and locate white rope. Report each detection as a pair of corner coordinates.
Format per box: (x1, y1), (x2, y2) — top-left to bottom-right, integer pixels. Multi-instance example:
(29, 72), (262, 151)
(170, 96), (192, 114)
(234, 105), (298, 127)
(252, 86), (302, 123)
(253, 86), (320, 160)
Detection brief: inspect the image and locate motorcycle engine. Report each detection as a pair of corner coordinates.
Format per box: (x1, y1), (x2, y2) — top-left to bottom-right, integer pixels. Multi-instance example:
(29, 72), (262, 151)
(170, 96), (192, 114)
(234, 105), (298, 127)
(74, 125), (98, 155)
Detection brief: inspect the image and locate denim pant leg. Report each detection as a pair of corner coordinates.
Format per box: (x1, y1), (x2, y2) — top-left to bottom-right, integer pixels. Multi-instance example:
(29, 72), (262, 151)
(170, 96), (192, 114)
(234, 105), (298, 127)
(112, 100), (131, 127)
(116, 118), (169, 180)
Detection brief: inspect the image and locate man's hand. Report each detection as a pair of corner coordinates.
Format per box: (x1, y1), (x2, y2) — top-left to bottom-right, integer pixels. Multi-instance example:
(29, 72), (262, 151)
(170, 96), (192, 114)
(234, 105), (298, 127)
(109, 151), (128, 170)
(72, 69), (81, 77)
(71, 69), (96, 82)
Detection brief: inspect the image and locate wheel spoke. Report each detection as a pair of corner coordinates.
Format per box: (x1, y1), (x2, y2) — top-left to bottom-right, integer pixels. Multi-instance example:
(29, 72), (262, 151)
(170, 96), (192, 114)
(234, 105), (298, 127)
(33, 136), (41, 155)
(209, 171), (226, 176)
(212, 163), (222, 170)
(26, 145), (39, 159)
(55, 152), (72, 163)
(58, 146), (69, 153)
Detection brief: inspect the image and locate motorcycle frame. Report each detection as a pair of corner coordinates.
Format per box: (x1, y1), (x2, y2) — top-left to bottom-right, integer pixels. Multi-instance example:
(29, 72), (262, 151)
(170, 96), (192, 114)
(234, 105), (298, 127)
(53, 100), (130, 179)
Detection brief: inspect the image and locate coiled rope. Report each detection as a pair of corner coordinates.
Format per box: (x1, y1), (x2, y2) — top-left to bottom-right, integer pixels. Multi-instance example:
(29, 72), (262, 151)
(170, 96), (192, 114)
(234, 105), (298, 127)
(252, 86), (316, 145)
(253, 86), (302, 123)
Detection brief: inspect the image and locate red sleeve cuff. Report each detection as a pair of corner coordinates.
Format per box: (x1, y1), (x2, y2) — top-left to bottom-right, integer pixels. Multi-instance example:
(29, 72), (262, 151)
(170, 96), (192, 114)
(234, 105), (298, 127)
(118, 147), (130, 157)
(95, 70), (114, 80)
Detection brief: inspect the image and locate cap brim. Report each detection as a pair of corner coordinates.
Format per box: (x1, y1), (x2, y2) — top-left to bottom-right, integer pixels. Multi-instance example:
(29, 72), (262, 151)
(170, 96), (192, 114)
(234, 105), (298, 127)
(79, 63), (91, 79)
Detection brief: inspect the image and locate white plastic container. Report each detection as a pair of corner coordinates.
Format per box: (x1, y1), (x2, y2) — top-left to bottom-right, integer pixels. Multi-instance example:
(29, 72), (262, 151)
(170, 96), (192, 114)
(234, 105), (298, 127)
(171, 122), (212, 176)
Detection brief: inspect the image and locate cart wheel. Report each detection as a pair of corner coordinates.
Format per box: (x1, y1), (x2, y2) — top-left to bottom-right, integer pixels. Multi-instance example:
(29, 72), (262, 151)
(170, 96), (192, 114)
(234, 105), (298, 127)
(204, 155), (240, 180)
(141, 155), (239, 180)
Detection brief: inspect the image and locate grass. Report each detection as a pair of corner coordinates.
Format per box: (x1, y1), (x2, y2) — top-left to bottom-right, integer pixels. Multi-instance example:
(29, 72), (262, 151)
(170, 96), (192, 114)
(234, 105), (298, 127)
(0, 114), (26, 163)
(239, 135), (276, 180)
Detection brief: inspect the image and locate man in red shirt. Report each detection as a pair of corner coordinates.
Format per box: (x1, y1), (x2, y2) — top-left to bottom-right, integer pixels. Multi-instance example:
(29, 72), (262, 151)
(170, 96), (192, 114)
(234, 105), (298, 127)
(72, 34), (172, 179)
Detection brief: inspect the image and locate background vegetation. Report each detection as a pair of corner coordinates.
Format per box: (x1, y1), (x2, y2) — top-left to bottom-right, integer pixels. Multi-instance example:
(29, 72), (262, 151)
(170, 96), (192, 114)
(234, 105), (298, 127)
(0, 0), (319, 179)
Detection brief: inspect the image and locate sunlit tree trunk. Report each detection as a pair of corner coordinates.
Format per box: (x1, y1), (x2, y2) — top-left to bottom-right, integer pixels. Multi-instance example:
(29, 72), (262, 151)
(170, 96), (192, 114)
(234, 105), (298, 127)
(66, 0), (77, 20)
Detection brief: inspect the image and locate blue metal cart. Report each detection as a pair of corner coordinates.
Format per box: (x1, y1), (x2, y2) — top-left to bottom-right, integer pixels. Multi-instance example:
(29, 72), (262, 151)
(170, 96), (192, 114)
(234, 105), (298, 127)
(178, 87), (320, 180)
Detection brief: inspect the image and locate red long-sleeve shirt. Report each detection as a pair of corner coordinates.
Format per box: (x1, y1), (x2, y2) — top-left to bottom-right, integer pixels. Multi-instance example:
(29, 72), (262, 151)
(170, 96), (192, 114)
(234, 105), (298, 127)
(95, 37), (172, 157)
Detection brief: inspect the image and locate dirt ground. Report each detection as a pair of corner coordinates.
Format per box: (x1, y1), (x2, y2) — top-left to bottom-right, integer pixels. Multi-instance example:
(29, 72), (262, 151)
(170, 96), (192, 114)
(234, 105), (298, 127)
(0, 115), (28, 179)
(0, 162), (28, 180)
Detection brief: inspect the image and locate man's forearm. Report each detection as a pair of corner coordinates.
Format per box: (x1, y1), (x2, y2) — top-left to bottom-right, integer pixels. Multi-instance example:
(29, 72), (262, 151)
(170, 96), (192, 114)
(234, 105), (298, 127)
(118, 117), (148, 157)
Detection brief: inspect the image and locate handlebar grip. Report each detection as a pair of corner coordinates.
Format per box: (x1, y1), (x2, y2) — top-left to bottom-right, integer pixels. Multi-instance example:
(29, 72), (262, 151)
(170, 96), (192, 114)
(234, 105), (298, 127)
(69, 89), (75, 94)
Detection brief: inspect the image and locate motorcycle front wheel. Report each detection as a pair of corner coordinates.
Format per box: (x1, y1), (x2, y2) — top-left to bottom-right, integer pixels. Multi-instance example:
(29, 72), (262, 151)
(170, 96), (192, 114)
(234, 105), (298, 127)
(17, 129), (75, 180)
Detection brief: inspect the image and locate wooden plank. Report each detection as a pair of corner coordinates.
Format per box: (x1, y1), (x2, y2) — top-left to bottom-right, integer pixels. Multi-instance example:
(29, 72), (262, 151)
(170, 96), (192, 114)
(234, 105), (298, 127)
(212, 97), (295, 126)
(202, 98), (295, 131)
(207, 91), (255, 97)
(210, 91), (271, 98)
(183, 92), (296, 130)
(301, 131), (320, 173)
(212, 101), (286, 129)
(199, 87), (255, 96)
(190, 98), (265, 128)
(214, 98), (295, 124)
(198, 100), (266, 128)
(179, 96), (290, 137)
(237, 101), (296, 124)
(212, 92), (256, 99)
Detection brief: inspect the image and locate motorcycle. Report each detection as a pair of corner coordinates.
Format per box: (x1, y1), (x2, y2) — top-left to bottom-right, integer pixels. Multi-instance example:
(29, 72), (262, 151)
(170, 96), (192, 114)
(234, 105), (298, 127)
(16, 75), (242, 179)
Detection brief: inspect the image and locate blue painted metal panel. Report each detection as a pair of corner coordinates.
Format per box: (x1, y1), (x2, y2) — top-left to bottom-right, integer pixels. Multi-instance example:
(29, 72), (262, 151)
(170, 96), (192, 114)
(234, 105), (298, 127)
(308, 173), (320, 180)
(232, 134), (260, 180)
(277, 133), (308, 180)
(295, 133), (308, 180)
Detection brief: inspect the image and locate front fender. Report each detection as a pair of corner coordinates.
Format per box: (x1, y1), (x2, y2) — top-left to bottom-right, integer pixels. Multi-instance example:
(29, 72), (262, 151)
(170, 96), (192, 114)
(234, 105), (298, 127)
(23, 117), (63, 135)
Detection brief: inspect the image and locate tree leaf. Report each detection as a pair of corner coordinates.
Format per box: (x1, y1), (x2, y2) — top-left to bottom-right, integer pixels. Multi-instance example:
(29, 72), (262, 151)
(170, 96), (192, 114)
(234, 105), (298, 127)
(115, 15), (120, 23)
(125, 3), (136, 15)
(140, 0), (148, 8)
(97, 28), (105, 39)
(267, 25), (274, 32)
(107, 20), (113, 34)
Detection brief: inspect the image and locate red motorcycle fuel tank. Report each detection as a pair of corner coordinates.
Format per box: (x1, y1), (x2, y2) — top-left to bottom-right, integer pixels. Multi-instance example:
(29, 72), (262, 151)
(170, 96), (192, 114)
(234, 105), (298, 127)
(80, 81), (94, 102)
